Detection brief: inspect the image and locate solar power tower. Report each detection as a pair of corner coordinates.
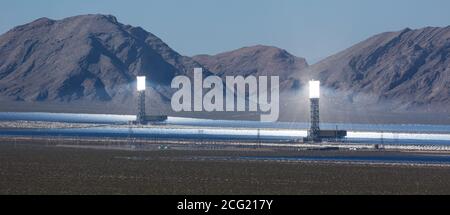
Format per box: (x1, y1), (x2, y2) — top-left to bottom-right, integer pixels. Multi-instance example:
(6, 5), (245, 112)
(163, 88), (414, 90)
(308, 80), (320, 141)
(136, 76), (146, 124)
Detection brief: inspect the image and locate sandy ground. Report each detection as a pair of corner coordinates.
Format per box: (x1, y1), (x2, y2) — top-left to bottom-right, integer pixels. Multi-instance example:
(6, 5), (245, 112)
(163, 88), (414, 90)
(1, 140), (450, 195)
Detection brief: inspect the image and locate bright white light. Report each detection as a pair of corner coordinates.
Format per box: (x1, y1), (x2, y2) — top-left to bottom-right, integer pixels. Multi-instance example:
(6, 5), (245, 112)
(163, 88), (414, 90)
(137, 76), (146, 91)
(309, 80), (320, 99)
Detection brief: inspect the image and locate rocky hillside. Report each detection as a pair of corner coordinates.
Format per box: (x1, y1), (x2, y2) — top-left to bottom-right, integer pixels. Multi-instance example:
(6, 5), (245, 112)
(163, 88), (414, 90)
(291, 27), (450, 111)
(0, 14), (210, 108)
(194, 45), (308, 77)
(193, 45), (308, 89)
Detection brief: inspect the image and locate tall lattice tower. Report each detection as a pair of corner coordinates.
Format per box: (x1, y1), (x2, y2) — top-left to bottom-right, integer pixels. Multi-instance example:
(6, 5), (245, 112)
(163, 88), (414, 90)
(136, 76), (146, 124)
(308, 80), (320, 141)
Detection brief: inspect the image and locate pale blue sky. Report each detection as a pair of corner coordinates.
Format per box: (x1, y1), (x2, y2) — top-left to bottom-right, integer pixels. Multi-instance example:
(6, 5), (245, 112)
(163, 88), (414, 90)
(1, 0), (449, 63)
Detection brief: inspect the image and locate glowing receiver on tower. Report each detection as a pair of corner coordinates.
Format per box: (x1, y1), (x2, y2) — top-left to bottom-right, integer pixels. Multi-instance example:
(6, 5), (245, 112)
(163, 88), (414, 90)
(309, 80), (320, 99)
(137, 76), (146, 91)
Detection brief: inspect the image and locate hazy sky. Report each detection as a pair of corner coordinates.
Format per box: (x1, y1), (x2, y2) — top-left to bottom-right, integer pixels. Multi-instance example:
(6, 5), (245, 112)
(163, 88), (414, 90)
(1, 0), (449, 63)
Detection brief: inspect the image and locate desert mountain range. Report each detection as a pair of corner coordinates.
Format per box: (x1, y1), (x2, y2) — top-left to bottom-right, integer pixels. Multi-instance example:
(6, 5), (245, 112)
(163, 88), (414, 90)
(0, 14), (448, 118)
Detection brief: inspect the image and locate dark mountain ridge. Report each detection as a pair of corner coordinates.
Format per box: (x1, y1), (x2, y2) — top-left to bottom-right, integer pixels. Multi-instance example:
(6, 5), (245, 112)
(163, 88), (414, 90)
(288, 26), (450, 111)
(0, 14), (209, 107)
(0, 14), (448, 118)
